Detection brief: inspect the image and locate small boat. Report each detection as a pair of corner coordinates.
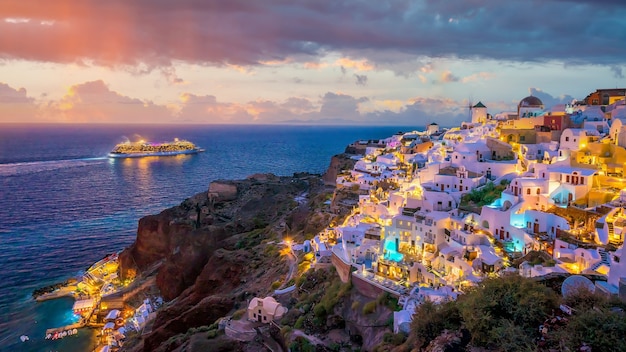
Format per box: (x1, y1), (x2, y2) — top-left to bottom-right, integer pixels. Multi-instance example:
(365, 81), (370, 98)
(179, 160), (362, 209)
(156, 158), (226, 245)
(20, 335), (29, 342)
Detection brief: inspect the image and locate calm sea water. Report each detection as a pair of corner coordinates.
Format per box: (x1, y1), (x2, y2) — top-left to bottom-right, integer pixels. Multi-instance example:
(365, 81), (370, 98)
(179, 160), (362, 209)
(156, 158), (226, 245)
(0, 124), (423, 351)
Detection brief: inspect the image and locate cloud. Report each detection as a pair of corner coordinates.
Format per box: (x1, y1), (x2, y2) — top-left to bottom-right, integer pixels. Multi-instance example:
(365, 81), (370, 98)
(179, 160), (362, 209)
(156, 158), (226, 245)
(0, 82), (40, 122)
(528, 88), (575, 109)
(354, 74), (368, 86)
(1, 0), (625, 72)
(160, 66), (185, 85)
(317, 92), (368, 120)
(44, 80), (171, 123)
(461, 72), (496, 83)
(610, 66), (624, 79)
(176, 93), (254, 124)
(439, 70), (460, 83)
(0, 78), (581, 126)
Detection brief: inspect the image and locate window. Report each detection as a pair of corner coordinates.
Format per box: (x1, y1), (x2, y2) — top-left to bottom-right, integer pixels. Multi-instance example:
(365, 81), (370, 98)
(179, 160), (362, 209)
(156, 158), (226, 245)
(565, 137), (569, 142)
(566, 175), (570, 183)
(254, 313), (257, 318)
(580, 177), (584, 184)
(520, 135), (526, 142)
(537, 188), (540, 195)
(527, 189), (531, 195)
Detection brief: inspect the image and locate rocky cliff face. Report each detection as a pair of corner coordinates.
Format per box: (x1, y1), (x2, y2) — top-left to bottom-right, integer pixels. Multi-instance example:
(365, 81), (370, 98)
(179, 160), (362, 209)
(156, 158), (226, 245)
(322, 153), (356, 186)
(118, 173), (326, 351)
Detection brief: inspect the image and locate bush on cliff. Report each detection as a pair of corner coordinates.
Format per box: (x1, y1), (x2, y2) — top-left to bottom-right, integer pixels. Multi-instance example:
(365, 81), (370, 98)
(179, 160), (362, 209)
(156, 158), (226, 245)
(406, 275), (559, 351)
(362, 300), (377, 315)
(409, 300), (462, 349)
(458, 275), (559, 348)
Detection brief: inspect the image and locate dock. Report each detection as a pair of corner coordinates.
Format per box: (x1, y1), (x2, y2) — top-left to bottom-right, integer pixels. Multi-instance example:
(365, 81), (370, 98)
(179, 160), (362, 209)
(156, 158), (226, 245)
(45, 321), (84, 338)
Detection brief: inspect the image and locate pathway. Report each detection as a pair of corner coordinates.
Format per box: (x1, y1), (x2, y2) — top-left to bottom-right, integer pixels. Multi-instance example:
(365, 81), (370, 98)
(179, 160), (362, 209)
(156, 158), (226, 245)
(291, 329), (326, 346)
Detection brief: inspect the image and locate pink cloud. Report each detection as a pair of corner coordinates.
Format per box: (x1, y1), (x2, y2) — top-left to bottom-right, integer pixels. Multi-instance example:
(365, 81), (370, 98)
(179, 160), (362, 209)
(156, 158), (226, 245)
(44, 80), (171, 123)
(0, 82), (40, 122)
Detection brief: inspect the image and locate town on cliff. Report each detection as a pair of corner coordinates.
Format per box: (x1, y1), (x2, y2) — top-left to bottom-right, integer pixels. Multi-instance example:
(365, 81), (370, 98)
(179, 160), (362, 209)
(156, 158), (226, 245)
(36, 88), (626, 351)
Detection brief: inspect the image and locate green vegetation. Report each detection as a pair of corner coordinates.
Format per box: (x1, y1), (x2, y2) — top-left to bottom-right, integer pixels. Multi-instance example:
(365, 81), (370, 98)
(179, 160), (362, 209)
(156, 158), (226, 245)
(294, 268), (353, 332)
(457, 275), (559, 348)
(294, 316), (306, 329)
(410, 300), (462, 349)
(231, 308), (246, 320)
(548, 286), (626, 351)
(235, 228), (265, 249)
(405, 275), (626, 352)
(460, 180), (510, 208)
(362, 300), (377, 315)
(383, 332), (407, 346)
(377, 292), (401, 311)
(289, 337), (316, 352)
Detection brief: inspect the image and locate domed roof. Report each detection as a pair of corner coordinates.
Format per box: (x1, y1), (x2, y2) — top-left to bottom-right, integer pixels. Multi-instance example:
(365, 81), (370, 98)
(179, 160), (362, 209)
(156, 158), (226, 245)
(519, 95), (544, 107)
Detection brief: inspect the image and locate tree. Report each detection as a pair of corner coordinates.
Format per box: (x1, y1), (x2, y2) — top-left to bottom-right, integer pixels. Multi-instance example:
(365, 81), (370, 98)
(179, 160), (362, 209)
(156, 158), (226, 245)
(457, 275), (559, 348)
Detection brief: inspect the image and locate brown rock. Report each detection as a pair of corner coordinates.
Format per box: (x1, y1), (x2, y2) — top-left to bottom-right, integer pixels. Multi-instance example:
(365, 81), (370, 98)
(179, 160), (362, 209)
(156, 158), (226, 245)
(322, 154), (356, 186)
(208, 181), (238, 202)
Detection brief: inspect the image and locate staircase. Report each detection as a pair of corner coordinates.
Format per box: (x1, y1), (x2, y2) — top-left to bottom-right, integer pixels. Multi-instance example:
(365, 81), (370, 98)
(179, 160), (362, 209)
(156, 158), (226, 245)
(607, 221), (623, 246)
(591, 248), (611, 272)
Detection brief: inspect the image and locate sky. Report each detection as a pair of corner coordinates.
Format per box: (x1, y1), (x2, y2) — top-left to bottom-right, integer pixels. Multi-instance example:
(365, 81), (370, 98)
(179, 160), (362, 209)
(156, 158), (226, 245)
(1, 0), (625, 126)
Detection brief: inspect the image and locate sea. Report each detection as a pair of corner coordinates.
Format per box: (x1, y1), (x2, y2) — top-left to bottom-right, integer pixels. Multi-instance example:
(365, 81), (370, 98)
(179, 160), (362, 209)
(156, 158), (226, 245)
(0, 123), (424, 352)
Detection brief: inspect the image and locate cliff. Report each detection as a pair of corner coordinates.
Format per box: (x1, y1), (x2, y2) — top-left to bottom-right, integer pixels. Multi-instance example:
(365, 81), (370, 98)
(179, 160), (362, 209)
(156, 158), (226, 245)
(118, 173), (332, 351)
(322, 153), (357, 186)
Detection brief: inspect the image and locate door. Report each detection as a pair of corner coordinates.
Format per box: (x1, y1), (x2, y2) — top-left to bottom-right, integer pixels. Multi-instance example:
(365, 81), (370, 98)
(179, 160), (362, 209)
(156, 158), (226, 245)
(533, 222), (539, 234)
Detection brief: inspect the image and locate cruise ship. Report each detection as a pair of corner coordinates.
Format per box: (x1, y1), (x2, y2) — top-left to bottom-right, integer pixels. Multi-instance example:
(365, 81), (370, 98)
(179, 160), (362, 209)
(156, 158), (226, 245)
(108, 138), (204, 158)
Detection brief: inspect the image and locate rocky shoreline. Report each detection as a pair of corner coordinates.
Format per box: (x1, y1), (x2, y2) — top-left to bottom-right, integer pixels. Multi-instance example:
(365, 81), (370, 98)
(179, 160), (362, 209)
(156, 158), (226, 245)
(32, 279), (76, 299)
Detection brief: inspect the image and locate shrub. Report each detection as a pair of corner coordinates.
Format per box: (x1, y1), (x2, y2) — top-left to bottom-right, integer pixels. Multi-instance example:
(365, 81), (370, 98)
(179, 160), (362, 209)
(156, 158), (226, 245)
(351, 301), (360, 310)
(457, 275), (559, 348)
(294, 316), (305, 329)
(232, 308), (246, 320)
(313, 304), (327, 318)
(362, 301), (377, 314)
(410, 300), (462, 348)
(271, 280), (282, 290)
(552, 306), (626, 351)
(377, 292), (400, 311)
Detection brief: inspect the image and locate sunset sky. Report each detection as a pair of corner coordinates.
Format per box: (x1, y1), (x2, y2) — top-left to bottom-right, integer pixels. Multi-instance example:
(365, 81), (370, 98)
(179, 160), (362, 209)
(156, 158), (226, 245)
(1, 0), (625, 125)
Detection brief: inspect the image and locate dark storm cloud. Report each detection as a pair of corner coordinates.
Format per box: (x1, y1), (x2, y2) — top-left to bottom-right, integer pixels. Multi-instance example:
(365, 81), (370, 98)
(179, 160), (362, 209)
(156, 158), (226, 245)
(1, 0), (625, 69)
